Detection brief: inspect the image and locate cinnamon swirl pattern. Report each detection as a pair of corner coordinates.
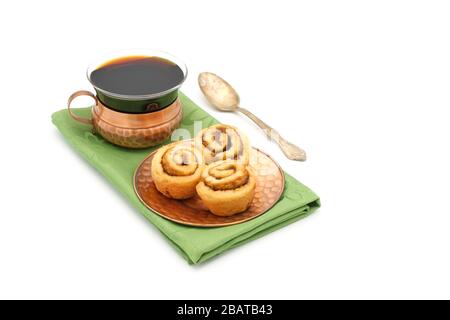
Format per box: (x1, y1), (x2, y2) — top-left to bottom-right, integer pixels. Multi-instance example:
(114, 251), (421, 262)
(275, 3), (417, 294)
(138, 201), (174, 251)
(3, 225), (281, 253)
(196, 160), (256, 216)
(195, 124), (250, 165)
(151, 141), (204, 199)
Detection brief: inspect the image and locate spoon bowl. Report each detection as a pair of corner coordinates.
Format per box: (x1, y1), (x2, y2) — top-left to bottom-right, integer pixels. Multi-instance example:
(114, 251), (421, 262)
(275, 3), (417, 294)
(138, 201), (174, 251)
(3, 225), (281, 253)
(198, 72), (239, 111)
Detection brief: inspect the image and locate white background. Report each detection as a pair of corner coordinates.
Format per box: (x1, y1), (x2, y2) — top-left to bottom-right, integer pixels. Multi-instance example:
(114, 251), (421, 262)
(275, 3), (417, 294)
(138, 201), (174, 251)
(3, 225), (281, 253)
(0, 0), (449, 300)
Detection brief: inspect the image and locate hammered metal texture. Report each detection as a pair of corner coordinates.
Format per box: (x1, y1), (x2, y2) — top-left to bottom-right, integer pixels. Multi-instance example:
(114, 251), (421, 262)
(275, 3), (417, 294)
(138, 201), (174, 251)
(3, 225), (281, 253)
(92, 100), (182, 149)
(134, 148), (285, 227)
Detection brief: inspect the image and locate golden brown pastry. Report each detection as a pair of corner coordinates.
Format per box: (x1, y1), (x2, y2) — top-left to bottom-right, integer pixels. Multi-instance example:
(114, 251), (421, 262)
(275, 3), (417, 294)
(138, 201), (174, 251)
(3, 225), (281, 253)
(196, 160), (256, 216)
(151, 141), (204, 199)
(195, 124), (250, 165)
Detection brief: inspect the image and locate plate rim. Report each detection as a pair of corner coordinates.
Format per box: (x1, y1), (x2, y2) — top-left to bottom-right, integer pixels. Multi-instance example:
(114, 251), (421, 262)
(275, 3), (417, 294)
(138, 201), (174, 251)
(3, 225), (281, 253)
(133, 146), (285, 227)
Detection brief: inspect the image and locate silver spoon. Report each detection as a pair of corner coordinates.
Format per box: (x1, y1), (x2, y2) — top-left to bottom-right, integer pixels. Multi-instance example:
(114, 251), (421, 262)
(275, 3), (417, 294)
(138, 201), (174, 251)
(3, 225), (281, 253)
(198, 72), (307, 161)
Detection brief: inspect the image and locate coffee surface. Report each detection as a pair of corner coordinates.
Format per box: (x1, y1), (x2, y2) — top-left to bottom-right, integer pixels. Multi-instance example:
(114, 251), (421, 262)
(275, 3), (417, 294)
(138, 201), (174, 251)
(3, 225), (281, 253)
(90, 56), (184, 96)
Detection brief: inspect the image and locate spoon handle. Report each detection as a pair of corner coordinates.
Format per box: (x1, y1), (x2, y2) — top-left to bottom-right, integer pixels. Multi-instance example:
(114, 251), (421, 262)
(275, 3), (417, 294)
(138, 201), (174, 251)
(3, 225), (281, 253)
(237, 107), (307, 161)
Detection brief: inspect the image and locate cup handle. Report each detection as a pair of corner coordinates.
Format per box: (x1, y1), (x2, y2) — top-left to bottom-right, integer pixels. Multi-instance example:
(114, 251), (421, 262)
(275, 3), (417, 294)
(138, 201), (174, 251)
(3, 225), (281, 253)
(67, 90), (98, 125)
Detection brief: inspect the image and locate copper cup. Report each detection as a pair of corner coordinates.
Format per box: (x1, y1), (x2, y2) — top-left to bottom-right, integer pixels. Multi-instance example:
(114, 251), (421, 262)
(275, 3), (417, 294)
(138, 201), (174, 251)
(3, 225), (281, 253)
(67, 90), (182, 149)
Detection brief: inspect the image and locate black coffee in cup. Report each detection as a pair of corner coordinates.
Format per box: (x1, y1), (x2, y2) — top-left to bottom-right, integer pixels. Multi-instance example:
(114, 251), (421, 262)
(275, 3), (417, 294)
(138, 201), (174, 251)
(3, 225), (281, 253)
(87, 53), (187, 114)
(90, 56), (184, 96)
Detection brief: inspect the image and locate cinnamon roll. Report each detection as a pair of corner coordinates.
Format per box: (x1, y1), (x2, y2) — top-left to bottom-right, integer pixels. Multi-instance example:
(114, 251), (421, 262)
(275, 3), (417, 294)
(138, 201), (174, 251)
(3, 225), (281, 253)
(151, 141), (204, 199)
(195, 124), (250, 165)
(196, 160), (256, 216)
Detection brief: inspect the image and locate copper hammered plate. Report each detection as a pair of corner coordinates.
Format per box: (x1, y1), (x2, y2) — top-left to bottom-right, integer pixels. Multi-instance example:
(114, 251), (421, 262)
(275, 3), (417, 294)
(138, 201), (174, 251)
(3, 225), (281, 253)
(134, 148), (285, 227)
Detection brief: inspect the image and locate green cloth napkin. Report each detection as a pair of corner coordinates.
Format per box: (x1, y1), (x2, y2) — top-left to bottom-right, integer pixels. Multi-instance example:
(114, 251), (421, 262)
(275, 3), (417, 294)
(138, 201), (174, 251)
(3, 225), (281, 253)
(52, 92), (320, 264)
